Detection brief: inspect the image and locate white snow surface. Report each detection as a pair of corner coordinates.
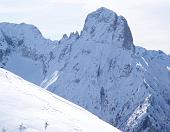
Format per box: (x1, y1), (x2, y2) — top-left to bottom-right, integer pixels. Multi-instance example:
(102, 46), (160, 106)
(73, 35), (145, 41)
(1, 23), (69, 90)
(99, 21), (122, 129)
(0, 68), (120, 132)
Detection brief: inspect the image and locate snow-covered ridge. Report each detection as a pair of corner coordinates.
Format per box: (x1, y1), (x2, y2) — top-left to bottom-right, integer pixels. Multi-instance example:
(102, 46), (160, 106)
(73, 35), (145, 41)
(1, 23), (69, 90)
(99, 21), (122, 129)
(0, 68), (120, 132)
(0, 7), (170, 132)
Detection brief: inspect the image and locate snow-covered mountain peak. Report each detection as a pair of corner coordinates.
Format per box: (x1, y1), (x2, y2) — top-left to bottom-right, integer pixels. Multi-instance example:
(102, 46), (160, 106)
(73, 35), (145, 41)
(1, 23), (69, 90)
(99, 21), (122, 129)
(87, 7), (118, 23)
(0, 7), (170, 132)
(0, 22), (42, 40)
(81, 7), (134, 50)
(0, 22), (53, 54)
(0, 22), (55, 59)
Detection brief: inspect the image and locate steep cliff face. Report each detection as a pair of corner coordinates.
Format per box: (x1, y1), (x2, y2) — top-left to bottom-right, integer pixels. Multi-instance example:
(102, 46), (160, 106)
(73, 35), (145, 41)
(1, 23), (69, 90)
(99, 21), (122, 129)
(81, 7), (134, 51)
(0, 7), (170, 132)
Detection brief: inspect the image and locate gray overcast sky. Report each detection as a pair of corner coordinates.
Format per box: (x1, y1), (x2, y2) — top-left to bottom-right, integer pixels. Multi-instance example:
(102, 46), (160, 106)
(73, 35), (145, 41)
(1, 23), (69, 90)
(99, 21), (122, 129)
(0, 0), (170, 54)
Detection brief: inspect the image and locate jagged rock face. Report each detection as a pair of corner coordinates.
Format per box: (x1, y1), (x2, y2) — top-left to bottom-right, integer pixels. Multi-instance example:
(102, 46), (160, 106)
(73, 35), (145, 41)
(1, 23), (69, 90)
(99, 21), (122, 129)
(0, 7), (170, 132)
(82, 7), (134, 51)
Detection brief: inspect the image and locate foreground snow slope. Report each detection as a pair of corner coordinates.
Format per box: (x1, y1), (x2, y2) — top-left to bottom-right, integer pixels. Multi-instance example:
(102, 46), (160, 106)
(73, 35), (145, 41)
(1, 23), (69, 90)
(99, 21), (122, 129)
(0, 68), (120, 132)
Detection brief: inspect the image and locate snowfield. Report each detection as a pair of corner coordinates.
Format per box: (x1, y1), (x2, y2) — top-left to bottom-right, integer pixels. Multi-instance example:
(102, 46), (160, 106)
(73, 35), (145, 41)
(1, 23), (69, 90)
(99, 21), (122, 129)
(0, 68), (120, 132)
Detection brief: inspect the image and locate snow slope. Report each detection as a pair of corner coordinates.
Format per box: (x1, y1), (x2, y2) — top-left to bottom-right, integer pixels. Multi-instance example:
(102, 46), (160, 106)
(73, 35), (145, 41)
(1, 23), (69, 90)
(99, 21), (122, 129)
(0, 7), (170, 132)
(0, 68), (120, 132)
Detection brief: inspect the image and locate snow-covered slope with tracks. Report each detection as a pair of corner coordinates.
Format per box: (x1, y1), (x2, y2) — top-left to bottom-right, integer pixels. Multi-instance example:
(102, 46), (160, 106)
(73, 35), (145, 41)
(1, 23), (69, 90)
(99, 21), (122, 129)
(0, 68), (120, 132)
